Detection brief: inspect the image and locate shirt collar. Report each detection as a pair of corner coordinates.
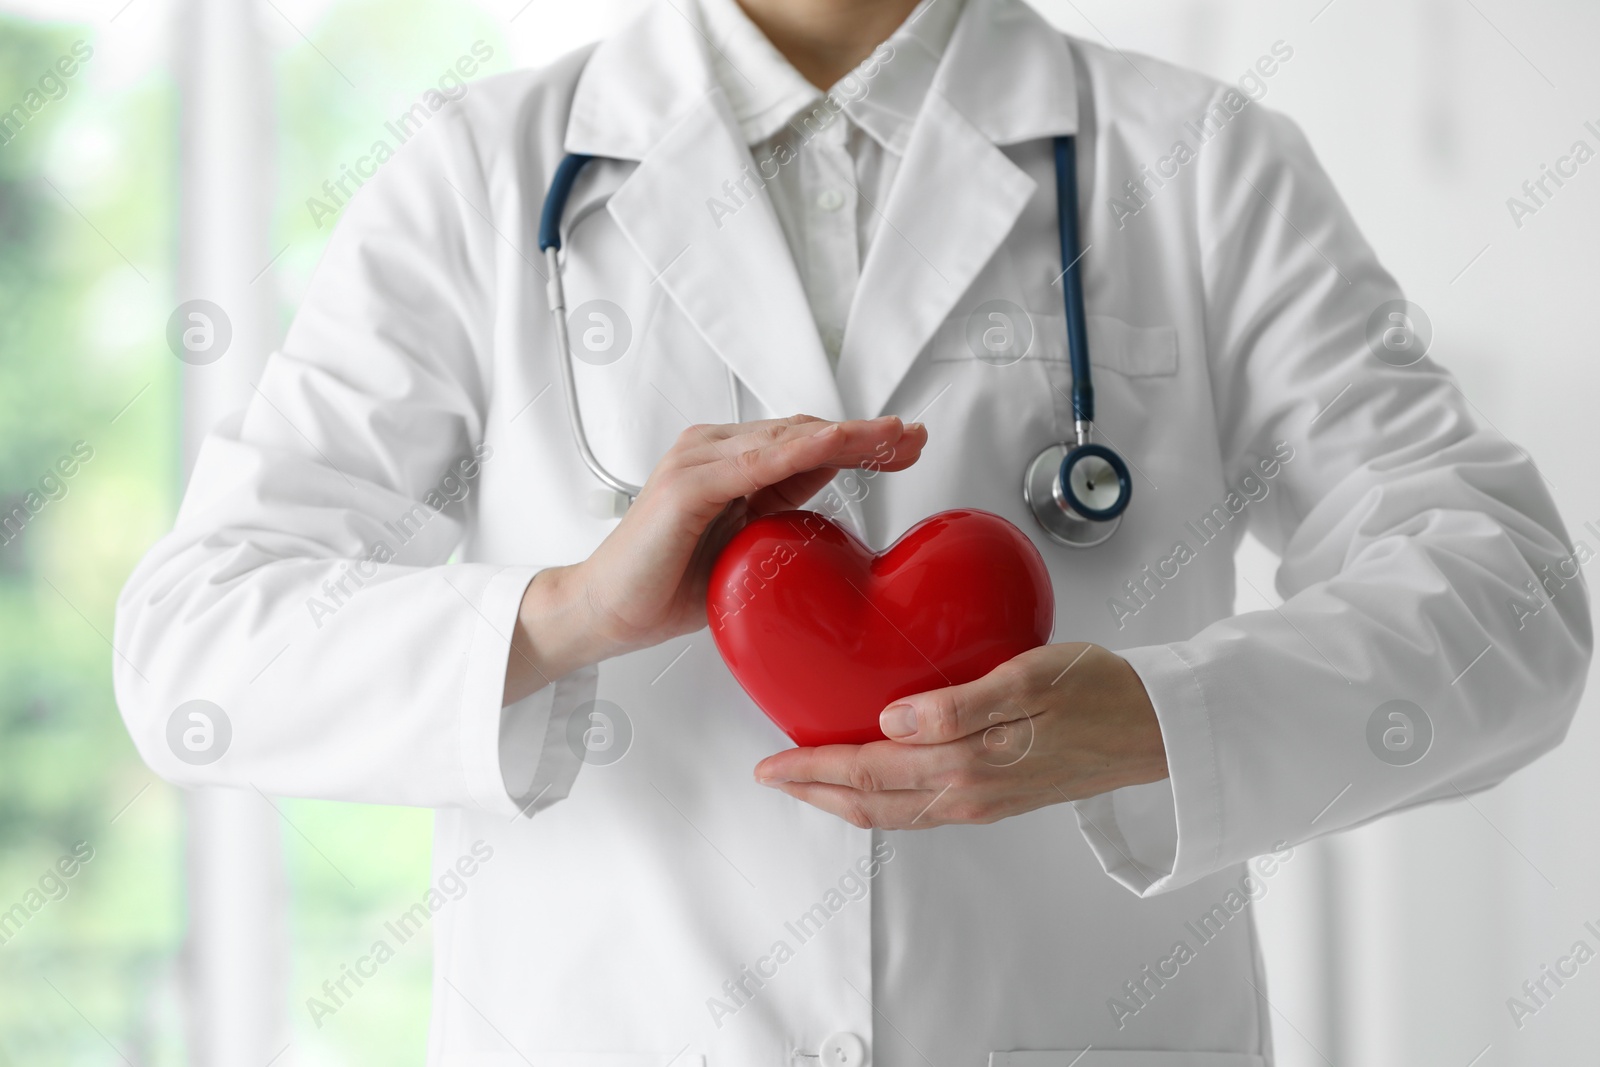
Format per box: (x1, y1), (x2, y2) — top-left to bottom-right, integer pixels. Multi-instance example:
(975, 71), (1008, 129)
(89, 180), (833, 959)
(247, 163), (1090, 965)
(563, 0), (1076, 163)
(695, 0), (967, 153)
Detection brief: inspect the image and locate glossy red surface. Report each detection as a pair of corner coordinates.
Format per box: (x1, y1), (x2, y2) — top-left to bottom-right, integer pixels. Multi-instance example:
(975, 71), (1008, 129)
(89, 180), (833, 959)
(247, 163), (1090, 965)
(707, 509), (1055, 748)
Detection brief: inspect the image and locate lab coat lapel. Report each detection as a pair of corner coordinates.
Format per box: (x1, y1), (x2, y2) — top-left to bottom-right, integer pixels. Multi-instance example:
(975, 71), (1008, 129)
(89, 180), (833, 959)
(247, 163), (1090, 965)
(604, 95), (848, 425)
(834, 94), (1036, 421)
(834, 0), (1081, 421)
(562, 0), (844, 425)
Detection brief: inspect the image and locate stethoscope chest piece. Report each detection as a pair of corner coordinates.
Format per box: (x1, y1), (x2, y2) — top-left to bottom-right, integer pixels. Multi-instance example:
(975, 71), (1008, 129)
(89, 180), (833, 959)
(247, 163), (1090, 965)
(1023, 440), (1130, 548)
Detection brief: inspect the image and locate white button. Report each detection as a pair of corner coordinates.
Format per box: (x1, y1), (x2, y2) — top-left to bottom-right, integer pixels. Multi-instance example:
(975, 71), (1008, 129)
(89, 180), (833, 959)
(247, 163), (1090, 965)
(820, 1031), (868, 1067)
(816, 188), (845, 212)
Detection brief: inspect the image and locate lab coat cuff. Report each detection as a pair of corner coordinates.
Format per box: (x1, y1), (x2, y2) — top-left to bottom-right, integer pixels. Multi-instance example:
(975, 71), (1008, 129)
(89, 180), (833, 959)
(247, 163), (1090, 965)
(1072, 642), (1222, 898)
(459, 565), (544, 818)
(497, 659), (599, 818)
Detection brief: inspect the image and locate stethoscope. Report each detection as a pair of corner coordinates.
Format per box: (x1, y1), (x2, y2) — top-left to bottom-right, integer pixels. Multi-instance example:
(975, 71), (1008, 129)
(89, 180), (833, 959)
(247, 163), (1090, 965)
(537, 135), (1132, 548)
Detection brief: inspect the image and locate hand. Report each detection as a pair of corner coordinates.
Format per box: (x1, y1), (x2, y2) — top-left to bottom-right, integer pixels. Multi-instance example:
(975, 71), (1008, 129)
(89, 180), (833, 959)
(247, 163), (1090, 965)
(504, 415), (927, 703)
(752, 643), (1168, 829)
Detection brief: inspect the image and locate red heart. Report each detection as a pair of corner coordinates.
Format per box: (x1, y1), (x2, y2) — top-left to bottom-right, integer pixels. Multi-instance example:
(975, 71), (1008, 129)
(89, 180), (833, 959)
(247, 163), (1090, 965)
(707, 509), (1055, 748)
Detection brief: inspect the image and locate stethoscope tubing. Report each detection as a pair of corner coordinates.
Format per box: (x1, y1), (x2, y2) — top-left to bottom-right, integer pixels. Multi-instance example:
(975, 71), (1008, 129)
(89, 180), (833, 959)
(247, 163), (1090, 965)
(1053, 135), (1094, 434)
(539, 155), (643, 504)
(539, 134), (1130, 540)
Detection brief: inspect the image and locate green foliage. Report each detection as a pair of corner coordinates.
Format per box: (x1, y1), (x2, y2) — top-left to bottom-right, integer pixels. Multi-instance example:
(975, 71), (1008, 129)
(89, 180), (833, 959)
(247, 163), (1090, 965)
(0, 12), (186, 1064)
(0, 2), (511, 1062)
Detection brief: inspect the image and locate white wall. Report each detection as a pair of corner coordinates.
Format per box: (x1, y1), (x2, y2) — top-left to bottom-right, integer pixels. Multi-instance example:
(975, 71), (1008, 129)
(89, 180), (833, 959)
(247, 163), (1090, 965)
(1023, 1), (1599, 1062)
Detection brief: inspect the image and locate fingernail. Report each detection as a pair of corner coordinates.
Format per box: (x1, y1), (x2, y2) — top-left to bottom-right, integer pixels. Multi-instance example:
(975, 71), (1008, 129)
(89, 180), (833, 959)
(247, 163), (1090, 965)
(757, 775), (790, 786)
(880, 703), (917, 738)
(905, 421), (925, 434)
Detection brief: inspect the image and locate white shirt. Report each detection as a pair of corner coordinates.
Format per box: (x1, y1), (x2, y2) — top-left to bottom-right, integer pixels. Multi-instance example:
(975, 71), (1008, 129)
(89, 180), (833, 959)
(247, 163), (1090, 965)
(696, 0), (966, 367)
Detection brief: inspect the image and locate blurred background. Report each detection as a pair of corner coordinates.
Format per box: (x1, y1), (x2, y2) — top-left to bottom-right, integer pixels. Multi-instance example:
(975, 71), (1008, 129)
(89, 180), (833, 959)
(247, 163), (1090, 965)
(0, 0), (1595, 1063)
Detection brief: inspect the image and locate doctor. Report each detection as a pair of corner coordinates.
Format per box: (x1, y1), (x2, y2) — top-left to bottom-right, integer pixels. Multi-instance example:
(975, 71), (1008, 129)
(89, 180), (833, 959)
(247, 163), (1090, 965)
(116, 0), (1589, 1063)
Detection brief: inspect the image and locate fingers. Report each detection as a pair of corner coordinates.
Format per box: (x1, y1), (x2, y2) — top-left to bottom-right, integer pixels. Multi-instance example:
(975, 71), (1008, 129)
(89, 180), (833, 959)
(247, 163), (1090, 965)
(679, 413), (823, 446)
(754, 740), (960, 792)
(768, 781), (953, 831)
(639, 413), (927, 521)
(743, 467), (842, 516)
(705, 415), (909, 475)
(744, 420), (927, 516)
(676, 414), (876, 468)
(685, 498), (751, 589)
(876, 659), (1034, 745)
(661, 415), (925, 513)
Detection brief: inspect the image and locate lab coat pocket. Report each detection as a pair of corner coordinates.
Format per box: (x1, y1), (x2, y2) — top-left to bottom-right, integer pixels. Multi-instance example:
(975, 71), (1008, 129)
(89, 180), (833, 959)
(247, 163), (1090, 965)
(921, 310), (1178, 455)
(925, 311), (1177, 378)
(989, 1052), (1263, 1067)
(1035, 314), (1180, 378)
(928, 310), (1177, 377)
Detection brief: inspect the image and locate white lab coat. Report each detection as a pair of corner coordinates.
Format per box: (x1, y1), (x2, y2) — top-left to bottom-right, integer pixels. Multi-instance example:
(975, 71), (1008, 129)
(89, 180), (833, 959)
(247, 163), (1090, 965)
(113, 0), (1590, 1063)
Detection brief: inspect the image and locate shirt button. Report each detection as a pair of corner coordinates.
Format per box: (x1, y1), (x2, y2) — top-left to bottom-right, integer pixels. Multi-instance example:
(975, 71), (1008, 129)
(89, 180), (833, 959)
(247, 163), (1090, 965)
(816, 188), (846, 212)
(821, 1032), (868, 1067)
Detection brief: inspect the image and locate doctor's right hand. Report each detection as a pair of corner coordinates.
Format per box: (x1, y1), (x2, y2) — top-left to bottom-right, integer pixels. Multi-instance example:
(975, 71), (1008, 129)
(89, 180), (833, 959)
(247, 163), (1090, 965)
(503, 415), (926, 705)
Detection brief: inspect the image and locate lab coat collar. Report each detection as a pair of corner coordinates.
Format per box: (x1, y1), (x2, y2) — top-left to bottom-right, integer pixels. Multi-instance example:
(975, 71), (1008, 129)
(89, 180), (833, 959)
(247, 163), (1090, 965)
(563, 0), (716, 163)
(564, 0), (1081, 424)
(934, 0), (1079, 146)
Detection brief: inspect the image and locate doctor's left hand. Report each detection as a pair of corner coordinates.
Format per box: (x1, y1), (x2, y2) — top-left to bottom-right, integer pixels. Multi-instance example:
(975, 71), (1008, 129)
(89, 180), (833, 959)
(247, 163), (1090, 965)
(505, 415), (926, 705)
(753, 643), (1169, 829)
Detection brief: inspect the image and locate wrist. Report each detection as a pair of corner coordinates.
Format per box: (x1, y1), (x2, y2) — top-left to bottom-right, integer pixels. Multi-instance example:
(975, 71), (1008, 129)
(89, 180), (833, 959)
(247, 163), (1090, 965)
(520, 563), (619, 678)
(502, 563), (616, 705)
(1110, 650), (1170, 787)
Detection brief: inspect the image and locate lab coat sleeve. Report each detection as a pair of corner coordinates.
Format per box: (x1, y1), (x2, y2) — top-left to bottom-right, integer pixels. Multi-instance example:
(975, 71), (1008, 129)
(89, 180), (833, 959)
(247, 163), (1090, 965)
(112, 118), (587, 818)
(1074, 90), (1592, 896)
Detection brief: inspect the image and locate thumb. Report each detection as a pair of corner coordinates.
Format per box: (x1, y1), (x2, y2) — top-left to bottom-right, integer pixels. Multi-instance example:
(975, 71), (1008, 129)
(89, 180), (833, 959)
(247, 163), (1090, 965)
(877, 662), (1032, 745)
